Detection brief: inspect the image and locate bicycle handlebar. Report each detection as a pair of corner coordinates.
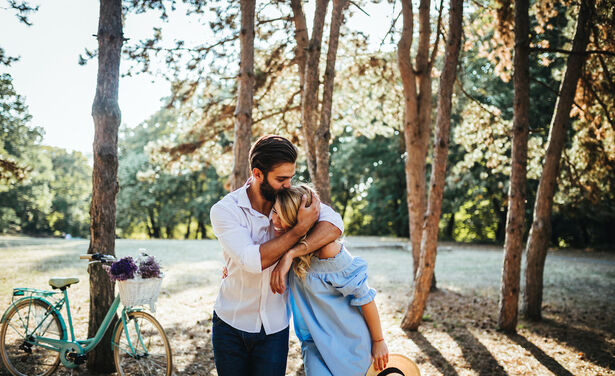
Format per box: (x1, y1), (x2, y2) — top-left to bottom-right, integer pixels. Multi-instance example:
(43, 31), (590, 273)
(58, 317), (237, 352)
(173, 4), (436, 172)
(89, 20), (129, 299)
(80, 253), (116, 263)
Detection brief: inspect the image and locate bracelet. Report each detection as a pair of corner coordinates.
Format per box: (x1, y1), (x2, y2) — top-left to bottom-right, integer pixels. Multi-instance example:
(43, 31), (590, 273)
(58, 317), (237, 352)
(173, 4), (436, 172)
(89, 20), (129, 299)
(372, 338), (384, 343)
(299, 240), (309, 253)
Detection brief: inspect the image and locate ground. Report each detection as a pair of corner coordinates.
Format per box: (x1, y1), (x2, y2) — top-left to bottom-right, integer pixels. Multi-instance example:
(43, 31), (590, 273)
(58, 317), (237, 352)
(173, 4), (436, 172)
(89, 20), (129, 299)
(0, 236), (613, 375)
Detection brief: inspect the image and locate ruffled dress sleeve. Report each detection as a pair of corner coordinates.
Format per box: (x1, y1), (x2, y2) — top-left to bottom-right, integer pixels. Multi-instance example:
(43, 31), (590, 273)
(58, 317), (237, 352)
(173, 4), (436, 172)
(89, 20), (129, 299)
(325, 256), (376, 306)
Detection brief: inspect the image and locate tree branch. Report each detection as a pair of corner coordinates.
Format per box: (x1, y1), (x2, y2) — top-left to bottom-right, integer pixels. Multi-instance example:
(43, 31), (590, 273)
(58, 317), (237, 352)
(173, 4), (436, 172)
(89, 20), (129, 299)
(379, 11), (401, 50)
(429, 0), (445, 67)
(530, 47), (615, 57)
(530, 77), (585, 114)
(581, 75), (615, 130)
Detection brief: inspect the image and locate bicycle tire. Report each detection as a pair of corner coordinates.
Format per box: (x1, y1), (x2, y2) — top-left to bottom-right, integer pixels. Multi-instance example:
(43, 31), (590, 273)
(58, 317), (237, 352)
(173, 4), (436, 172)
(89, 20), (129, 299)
(0, 298), (64, 376)
(113, 311), (172, 376)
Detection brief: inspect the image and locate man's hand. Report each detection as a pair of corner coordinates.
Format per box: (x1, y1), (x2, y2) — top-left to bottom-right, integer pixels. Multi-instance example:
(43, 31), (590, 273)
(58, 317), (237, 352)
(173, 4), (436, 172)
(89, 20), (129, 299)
(294, 193), (320, 236)
(270, 251), (294, 294)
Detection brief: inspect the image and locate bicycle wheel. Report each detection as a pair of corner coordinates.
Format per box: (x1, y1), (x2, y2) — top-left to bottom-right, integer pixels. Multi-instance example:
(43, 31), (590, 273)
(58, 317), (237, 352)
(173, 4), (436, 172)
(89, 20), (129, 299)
(0, 298), (63, 376)
(113, 311), (172, 376)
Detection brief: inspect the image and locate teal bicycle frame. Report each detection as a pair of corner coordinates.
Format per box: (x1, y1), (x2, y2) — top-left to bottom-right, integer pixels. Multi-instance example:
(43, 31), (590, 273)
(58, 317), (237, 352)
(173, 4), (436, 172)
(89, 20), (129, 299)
(2, 287), (143, 369)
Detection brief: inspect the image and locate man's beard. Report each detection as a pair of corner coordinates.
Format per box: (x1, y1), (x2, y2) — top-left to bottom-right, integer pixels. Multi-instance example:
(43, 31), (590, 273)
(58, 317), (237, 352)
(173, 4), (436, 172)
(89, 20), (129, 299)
(260, 176), (278, 202)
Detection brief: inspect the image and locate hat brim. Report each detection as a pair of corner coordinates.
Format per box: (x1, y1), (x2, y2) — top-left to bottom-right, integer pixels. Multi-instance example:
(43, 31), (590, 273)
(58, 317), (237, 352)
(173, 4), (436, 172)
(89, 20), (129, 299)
(365, 354), (421, 376)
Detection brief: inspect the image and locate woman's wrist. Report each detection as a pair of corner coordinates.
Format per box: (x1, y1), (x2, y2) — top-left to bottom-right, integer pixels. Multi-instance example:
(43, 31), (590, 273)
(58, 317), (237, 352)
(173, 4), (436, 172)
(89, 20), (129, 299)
(371, 338), (385, 343)
(286, 248), (298, 259)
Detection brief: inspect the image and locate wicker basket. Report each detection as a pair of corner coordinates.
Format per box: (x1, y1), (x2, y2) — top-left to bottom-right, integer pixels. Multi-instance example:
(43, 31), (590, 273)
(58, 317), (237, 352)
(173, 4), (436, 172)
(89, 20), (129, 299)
(117, 276), (163, 312)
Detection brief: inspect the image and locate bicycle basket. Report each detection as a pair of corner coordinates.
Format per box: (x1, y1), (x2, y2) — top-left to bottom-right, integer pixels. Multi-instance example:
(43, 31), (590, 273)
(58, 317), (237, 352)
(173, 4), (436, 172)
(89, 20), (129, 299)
(117, 276), (163, 312)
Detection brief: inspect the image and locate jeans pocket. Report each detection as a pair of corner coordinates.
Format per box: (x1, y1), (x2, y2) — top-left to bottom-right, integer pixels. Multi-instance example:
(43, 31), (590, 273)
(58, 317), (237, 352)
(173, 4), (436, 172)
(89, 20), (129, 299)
(212, 311), (228, 330)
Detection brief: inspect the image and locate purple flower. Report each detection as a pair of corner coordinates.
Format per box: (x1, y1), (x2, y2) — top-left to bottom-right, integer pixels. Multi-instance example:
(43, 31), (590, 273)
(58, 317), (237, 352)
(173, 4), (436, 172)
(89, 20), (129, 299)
(138, 255), (161, 279)
(107, 257), (138, 282)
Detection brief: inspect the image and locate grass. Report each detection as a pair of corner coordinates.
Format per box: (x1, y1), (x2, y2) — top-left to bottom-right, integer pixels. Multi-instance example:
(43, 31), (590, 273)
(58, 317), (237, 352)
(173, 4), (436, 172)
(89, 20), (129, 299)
(0, 237), (614, 375)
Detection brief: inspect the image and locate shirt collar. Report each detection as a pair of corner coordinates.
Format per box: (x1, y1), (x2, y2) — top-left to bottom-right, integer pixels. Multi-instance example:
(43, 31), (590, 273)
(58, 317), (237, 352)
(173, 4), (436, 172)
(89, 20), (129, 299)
(236, 177), (253, 210)
(237, 177), (274, 219)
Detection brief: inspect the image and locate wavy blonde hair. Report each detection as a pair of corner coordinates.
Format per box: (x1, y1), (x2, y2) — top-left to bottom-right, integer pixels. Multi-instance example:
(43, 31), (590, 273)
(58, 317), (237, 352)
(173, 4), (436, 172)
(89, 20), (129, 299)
(275, 184), (316, 279)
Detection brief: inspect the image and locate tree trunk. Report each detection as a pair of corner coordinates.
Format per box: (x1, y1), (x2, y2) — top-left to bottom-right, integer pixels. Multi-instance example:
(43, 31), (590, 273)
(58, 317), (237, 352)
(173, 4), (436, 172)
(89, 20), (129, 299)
(398, 0), (433, 278)
(290, 0), (308, 93)
(401, 0), (463, 331)
(300, 0), (329, 197)
(87, 0), (122, 372)
(185, 214), (192, 239)
(230, 0), (255, 191)
(522, 0), (592, 321)
(445, 212), (455, 240)
(148, 207), (160, 238)
(198, 219), (207, 239)
(492, 197), (507, 243)
(314, 0), (346, 204)
(498, 0), (530, 333)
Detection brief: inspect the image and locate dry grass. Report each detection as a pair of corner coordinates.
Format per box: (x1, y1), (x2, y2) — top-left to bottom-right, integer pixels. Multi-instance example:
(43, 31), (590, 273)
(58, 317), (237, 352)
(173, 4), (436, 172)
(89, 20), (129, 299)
(0, 236), (613, 375)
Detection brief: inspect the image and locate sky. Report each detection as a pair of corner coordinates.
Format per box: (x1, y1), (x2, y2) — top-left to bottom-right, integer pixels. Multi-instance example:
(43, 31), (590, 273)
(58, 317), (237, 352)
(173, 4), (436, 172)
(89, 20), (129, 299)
(1, 1), (394, 154)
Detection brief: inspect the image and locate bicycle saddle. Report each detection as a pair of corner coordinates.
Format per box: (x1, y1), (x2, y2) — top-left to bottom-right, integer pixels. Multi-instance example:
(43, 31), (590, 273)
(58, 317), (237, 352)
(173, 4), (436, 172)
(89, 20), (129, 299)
(49, 277), (80, 289)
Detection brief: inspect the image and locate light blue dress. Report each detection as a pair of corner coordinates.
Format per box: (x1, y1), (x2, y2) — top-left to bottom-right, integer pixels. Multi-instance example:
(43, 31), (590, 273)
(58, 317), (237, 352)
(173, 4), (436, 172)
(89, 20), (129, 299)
(289, 245), (376, 376)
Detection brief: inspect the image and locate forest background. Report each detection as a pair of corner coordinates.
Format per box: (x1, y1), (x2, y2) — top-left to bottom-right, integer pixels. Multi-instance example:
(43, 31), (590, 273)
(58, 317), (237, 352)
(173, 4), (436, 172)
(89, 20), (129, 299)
(1, 0), (614, 249)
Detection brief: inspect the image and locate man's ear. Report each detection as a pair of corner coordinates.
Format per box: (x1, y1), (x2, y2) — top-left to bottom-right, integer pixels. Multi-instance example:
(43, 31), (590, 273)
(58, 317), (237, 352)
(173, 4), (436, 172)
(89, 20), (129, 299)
(252, 168), (264, 182)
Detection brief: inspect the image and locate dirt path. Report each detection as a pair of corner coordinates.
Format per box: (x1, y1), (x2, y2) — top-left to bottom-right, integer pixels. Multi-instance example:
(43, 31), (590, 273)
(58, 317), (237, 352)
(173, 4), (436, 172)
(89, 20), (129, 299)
(0, 237), (613, 375)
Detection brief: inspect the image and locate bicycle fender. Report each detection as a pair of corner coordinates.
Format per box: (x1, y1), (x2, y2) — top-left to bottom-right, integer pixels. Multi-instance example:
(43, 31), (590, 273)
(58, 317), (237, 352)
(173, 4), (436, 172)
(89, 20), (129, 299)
(110, 316), (123, 351)
(1, 297), (68, 340)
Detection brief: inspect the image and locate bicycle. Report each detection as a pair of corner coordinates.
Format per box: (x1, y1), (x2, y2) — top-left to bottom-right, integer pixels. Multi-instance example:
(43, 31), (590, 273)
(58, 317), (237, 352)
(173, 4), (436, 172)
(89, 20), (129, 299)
(0, 253), (172, 376)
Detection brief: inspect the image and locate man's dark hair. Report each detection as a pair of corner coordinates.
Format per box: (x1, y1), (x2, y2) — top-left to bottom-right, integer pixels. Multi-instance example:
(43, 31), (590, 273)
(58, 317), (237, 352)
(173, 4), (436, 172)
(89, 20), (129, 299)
(249, 135), (297, 175)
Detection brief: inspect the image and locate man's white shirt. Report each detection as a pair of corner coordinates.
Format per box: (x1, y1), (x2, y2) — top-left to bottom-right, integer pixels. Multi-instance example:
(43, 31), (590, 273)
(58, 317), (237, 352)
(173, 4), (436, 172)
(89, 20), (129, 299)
(210, 181), (344, 334)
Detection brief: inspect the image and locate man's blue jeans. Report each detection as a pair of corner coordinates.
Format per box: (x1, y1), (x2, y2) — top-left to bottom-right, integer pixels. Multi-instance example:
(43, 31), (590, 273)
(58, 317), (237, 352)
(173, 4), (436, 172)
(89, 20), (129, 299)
(212, 311), (289, 376)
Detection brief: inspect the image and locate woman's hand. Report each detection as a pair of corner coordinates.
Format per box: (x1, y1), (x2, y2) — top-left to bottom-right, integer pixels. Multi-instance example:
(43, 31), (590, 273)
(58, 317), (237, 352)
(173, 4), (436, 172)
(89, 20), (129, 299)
(371, 340), (389, 372)
(222, 266), (228, 279)
(270, 251), (294, 294)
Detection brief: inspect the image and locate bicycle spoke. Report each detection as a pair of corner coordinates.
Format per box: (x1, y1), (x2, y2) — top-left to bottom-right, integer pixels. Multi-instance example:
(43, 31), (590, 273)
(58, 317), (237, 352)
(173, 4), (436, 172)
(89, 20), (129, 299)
(1, 299), (62, 376)
(113, 311), (171, 376)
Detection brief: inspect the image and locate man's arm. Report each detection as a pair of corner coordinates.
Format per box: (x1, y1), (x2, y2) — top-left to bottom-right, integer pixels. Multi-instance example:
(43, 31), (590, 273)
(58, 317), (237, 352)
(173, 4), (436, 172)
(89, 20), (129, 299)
(212, 194), (320, 273)
(286, 221), (342, 259)
(270, 203), (343, 294)
(259, 193), (321, 269)
(286, 202), (343, 259)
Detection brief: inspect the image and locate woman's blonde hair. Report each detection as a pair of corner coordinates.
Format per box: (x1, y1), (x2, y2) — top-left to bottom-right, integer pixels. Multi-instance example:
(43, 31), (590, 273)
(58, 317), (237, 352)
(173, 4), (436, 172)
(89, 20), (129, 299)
(275, 184), (316, 279)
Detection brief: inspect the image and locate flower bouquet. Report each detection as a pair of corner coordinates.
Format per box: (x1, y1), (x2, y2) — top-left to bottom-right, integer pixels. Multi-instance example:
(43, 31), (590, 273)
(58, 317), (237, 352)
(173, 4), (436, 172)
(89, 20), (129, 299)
(105, 251), (163, 312)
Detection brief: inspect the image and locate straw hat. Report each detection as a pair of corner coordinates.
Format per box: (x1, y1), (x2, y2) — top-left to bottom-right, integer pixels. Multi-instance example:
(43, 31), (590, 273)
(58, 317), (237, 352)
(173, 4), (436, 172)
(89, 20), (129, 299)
(365, 354), (420, 376)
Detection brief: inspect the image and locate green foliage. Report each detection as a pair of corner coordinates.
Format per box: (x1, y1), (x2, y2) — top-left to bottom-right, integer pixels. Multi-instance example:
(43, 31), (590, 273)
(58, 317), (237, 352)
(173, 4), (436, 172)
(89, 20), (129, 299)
(0, 74), (91, 236)
(116, 108), (226, 239)
(330, 133), (408, 238)
(0, 73), (41, 185)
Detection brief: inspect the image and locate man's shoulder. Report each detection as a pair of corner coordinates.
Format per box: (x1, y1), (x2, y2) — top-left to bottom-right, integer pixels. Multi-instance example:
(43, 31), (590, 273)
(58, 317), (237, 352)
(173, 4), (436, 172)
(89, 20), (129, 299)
(211, 190), (245, 219)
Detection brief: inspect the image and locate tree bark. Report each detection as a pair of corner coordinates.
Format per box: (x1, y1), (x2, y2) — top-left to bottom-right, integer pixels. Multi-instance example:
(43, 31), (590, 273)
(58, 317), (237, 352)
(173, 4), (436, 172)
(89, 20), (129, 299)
(314, 0), (346, 204)
(290, 0), (308, 93)
(300, 0), (329, 199)
(230, 0), (255, 191)
(87, 0), (122, 371)
(401, 0), (463, 331)
(498, 0), (530, 333)
(398, 0), (433, 277)
(522, 0), (592, 321)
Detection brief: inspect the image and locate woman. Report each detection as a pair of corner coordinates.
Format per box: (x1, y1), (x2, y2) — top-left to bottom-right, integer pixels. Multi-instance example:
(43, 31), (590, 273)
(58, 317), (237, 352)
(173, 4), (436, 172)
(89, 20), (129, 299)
(271, 184), (389, 376)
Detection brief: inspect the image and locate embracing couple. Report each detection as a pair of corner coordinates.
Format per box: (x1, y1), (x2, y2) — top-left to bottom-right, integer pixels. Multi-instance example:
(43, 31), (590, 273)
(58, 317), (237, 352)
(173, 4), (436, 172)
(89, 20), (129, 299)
(210, 135), (389, 376)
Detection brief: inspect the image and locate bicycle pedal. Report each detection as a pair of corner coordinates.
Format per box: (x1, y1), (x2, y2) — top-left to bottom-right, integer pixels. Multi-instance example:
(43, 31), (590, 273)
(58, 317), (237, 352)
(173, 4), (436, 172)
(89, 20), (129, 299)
(74, 354), (87, 365)
(66, 352), (87, 365)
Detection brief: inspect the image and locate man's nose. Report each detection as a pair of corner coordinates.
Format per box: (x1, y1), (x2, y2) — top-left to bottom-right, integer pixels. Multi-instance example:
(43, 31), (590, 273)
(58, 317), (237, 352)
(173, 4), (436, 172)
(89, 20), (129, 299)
(283, 181), (291, 189)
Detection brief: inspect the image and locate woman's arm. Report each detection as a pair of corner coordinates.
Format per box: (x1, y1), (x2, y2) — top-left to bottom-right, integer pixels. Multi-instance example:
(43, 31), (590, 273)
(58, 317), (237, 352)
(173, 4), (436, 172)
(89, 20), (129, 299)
(361, 300), (389, 372)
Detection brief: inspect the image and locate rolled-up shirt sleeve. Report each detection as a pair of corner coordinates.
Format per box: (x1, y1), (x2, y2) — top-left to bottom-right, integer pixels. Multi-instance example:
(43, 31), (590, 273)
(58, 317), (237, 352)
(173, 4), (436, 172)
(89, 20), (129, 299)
(210, 203), (262, 274)
(318, 203), (344, 235)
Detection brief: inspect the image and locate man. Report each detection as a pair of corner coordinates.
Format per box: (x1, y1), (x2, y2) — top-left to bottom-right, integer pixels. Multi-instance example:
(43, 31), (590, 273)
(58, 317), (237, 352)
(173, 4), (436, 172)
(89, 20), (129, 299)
(210, 135), (343, 376)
